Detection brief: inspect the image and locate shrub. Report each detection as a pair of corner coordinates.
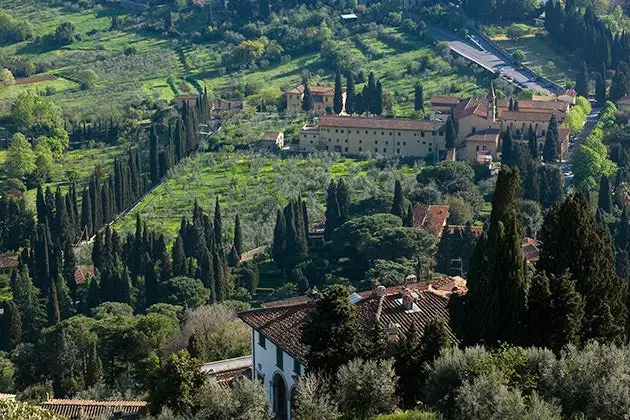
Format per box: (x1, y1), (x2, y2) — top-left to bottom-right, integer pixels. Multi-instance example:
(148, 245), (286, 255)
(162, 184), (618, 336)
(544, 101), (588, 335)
(293, 373), (339, 420)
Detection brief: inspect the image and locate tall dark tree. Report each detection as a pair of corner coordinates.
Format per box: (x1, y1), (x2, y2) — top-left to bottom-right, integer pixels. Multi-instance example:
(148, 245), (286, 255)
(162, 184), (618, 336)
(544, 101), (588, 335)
(272, 209), (287, 269)
(403, 202), (414, 227)
(414, 84), (424, 111)
(301, 285), (366, 374)
(374, 80), (383, 116)
(444, 116), (456, 149)
(543, 114), (559, 163)
(171, 234), (186, 277)
(610, 61), (630, 102)
(333, 69), (343, 115)
(501, 130), (514, 165)
(0, 300), (21, 352)
(324, 180), (339, 241)
(527, 124), (538, 160)
(598, 175), (612, 213)
(595, 71), (606, 103)
(513, 99), (520, 112)
(391, 180), (405, 219)
(618, 205), (629, 251)
(10, 263), (45, 342)
(47, 282), (61, 325)
(575, 61), (589, 98)
(538, 193), (627, 343)
(345, 73), (356, 115)
(62, 241), (77, 301)
(149, 126), (160, 183)
(233, 213), (243, 260)
(302, 81), (314, 112)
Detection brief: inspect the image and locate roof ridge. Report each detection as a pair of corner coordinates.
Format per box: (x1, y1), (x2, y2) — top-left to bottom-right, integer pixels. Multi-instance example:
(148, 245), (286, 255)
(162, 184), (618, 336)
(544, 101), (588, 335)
(42, 399), (147, 406)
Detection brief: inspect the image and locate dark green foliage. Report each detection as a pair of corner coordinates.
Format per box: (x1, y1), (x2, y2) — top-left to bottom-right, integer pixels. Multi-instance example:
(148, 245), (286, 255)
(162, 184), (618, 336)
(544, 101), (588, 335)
(334, 69), (343, 115)
(598, 175), (612, 213)
(272, 209), (287, 269)
(159, 277), (207, 308)
(233, 213), (243, 261)
(445, 116), (456, 149)
(595, 72), (606, 102)
(47, 281), (61, 325)
(302, 81), (314, 112)
(403, 202), (414, 227)
(435, 224), (477, 276)
(325, 181), (338, 241)
(575, 61), (589, 97)
(451, 167), (526, 346)
(501, 130), (513, 165)
(617, 205), (629, 251)
(374, 80), (383, 116)
(391, 180), (405, 219)
(301, 284), (367, 374)
(543, 114), (559, 163)
(610, 61), (630, 102)
(346, 72), (356, 115)
(527, 125), (538, 160)
(539, 165), (564, 208)
(10, 263), (45, 342)
(80, 188), (92, 238)
(172, 234), (186, 277)
(0, 300), (21, 352)
(149, 126), (160, 183)
(538, 193), (627, 343)
(513, 99), (520, 111)
(414, 84), (424, 111)
(0, 194), (34, 252)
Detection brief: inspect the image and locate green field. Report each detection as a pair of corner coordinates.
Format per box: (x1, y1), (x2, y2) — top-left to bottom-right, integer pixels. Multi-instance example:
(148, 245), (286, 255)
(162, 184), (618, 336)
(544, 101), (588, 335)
(486, 25), (575, 86)
(112, 151), (420, 250)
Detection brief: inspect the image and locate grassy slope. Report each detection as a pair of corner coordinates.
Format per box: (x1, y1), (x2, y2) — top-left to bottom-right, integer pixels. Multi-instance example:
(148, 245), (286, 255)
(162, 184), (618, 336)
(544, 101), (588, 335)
(487, 25), (574, 86)
(112, 151), (419, 250)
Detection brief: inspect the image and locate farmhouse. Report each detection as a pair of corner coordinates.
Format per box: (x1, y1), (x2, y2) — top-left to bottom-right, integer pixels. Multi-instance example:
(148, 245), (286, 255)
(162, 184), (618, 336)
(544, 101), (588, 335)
(238, 281), (459, 420)
(253, 131), (285, 151)
(299, 115), (445, 157)
(286, 85), (346, 114)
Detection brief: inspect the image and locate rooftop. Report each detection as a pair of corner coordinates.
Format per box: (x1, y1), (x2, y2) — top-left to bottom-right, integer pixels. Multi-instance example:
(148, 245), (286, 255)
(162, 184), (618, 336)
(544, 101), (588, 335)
(618, 95), (630, 105)
(0, 254), (18, 270)
(263, 131), (282, 140)
(74, 266), (95, 285)
(412, 204), (450, 238)
(40, 399), (147, 419)
(239, 281), (459, 365)
(466, 128), (501, 143)
(500, 111), (563, 122)
(287, 85), (339, 95)
(497, 99), (569, 112)
(319, 115), (445, 131)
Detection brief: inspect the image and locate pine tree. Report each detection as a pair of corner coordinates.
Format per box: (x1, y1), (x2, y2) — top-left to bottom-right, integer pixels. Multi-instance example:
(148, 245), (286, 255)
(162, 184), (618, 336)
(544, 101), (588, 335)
(538, 193), (627, 343)
(391, 180), (405, 218)
(575, 61), (589, 98)
(10, 263), (45, 342)
(149, 125), (160, 183)
(414, 84), (424, 111)
(302, 80), (314, 112)
(324, 180), (339, 241)
(543, 114), (559, 163)
(445, 116), (456, 149)
(598, 175), (612, 213)
(333, 69), (343, 115)
(272, 209), (287, 268)
(527, 124), (538, 160)
(346, 73), (356, 115)
(0, 300), (21, 351)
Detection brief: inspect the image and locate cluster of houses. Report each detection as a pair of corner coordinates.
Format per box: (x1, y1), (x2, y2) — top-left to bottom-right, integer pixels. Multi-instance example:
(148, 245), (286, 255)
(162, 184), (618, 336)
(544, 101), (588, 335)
(292, 83), (575, 163)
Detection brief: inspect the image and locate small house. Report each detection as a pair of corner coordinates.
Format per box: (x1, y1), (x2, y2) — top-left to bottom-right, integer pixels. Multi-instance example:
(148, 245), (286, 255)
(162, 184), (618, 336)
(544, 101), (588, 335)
(253, 131), (285, 151)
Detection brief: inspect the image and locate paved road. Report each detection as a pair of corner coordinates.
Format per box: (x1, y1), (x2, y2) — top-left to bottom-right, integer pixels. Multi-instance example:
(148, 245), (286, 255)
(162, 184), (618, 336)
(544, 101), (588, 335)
(427, 25), (555, 95)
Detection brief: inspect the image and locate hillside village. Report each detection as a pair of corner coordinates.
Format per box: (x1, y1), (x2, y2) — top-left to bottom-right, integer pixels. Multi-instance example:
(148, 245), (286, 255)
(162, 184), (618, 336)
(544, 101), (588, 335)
(2, 0), (630, 419)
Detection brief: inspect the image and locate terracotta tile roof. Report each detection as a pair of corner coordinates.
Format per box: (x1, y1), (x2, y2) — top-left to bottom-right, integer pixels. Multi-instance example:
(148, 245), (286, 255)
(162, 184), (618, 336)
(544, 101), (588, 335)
(175, 93), (199, 100)
(319, 115), (445, 132)
(563, 89), (577, 97)
(40, 399), (147, 419)
(466, 128), (501, 143)
(215, 366), (252, 389)
(74, 266), (94, 285)
(263, 131), (282, 141)
(239, 283), (457, 365)
(617, 95), (630, 105)
(428, 276), (468, 296)
(0, 254), (18, 270)
(498, 99), (569, 112)
(501, 111), (563, 122)
(431, 96), (462, 106)
(412, 204), (450, 238)
(286, 85), (340, 95)
(453, 98), (489, 119)
(522, 237), (540, 263)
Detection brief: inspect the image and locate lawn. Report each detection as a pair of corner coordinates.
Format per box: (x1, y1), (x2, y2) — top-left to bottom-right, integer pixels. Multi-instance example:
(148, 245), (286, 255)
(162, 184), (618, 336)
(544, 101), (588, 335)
(112, 151), (420, 250)
(486, 25), (575, 86)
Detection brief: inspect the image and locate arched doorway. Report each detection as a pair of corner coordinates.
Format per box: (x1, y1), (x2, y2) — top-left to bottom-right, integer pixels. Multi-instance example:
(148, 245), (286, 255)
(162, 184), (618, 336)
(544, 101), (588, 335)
(272, 373), (287, 420)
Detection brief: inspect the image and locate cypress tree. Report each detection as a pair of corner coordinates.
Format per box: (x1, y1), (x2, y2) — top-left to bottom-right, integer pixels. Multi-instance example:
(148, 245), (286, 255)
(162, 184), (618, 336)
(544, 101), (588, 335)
(394, 322), (421, 407)
(149, 125), (160, 183)
(10, 263), (45, 342)
(391, 180), (405, 218)
(47, 282), (61, 325)
(527, 124), (538, 160)
(62, 241), (77, 301)
(32, 224), (51, 292)
(143, 253), (158, 308)
(508, 97), (514, 111)
(374, 80), (383, 116)
(302, 81), (314, 112)
(333, 69), (343, 115)
(324, 180), (339, 241)
(543, 114), (559, 163)
(346, 73), (356, 115)
(595, 71), (606, 102)
(366, 72), (376, 114)
(538, 193), (627, 343)
(513, 99), (520, 112)
(272, 209), (287, 268)
(36, 185), (48, 225)
(0, 300), (21, 351)
(610, 61), (629, 102)
(214, 248), (227, 302)
(172, 234), (186, 276)
(54, 274), (73, 320)
(92, 231), (104, 271)
(233, 214), (243, 258)
(156, 234), (171, 283)
(525, 272), (552, 348)
(85, 340), (103, 387)
(617, 205), (629, 250)
(575, 61), (589, 98)
(403, 202), (414, 227)
(414, 84), (424, 111)
(445, 116), (456, 149)
(80, 189), (92, 239)
(199, 250), (215, 300)
(86, 276), (101, 310)
(598, 175), (612, 213)
(336, 179), (350, 225)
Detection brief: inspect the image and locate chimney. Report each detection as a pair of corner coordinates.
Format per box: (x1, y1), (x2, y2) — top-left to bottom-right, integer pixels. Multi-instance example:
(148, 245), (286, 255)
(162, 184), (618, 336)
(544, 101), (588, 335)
(371, 280), (381, 296)
(400, 287), (414, 310)
(376, 285), (386, 297)
(384, 321), (401, 342)
(405, 274), (417, 284)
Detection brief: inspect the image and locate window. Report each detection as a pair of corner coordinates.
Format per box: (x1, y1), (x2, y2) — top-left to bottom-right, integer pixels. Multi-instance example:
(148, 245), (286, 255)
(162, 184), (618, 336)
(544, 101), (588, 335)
(375, 148), (378, 152)
(429, 147), (432, 152)
(335, 129), (339, 133)
(256, 371), (265, 383)
(542, 130), (546, 136)
(421, 132), (425, 137)
(373, 131), (376, 135)
(397, 148), (400, 153)
(375, 140), (378, 144)
(398, 132), (401, 136)
(357, 130), (360, 134)
(389, 132), (392, 135)
(438, 131), (444, 136)
(294, 359), (301, 375)
(483, 145), (487, 151)
(381, 132), (385, 135)
(365, 130), (368, 134)
(476, 145), (480, 151)
(385, 141), (389, 145)
(432, 131), (438, 136)
(359, 139), (362, 144)
(422, 141), (426, 145)
(328, 139), (331, 142)
(276, 346), (283, 369)
(383, 148), (386, 152)
(403, 142), (406, 146)
(344, 147), (348, 152)
(310, 140), (313, 144)
(345, 139), (348, 143)
(472, 127), (476, 134)
(341, 129), (344, 133)
(414, 133), (417, 136)
(258, 333), (266, 349)
(359, 147), (362, 151)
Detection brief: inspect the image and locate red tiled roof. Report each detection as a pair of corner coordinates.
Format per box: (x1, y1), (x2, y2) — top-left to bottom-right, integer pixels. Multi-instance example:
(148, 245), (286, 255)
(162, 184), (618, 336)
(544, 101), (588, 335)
(412, 204), (450, 238)
(287, 85), (342, 95)
(501, 111), (563, 122)
(175, 93), (199, 100)
(319, 116), (445, 131)
(0, 254), (18, 270)
(239, 283), (457, 365)
(618, 95), (630, 105)
(498, 99), (569, 112)
(563, 89), (577, 97)
(453, 98), (489, 120)
(263, 131), (282, 141)
(466, 128), (501, 143)
(431, 96), (462, 106)
(215, 366), (252, 389)
(40, 399), (147, 419)
(74, 266), (94, 285)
